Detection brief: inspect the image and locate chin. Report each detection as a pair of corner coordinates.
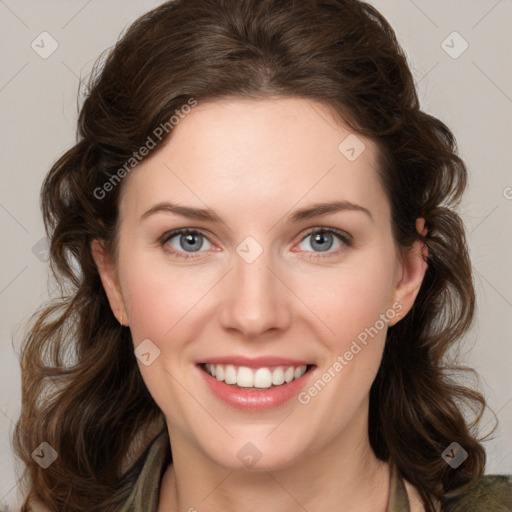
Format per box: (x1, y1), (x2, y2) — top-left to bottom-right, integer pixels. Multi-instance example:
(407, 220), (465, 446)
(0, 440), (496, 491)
(194, 427), (311, 472)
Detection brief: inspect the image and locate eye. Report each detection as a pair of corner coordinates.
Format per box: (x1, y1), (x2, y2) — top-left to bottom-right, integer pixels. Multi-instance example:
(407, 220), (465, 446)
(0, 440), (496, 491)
(160, 226), (352, 260)
(294, 227), (352, 257)
(161, 228), (213, 260)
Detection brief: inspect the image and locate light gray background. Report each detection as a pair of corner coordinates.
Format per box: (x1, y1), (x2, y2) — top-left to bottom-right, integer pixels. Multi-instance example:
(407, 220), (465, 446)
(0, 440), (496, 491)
(1, 1), (511, 509)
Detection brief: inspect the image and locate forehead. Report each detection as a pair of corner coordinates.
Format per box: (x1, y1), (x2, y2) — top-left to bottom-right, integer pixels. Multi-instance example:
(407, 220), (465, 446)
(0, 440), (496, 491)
(119, 97), (389, 225)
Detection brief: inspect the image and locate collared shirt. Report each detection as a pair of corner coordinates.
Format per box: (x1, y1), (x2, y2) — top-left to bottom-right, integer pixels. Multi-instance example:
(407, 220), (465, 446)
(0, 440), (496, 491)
(120, 433), (512, 512)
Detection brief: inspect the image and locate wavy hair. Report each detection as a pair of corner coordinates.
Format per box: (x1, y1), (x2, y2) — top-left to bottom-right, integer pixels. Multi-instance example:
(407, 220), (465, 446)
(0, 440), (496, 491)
(13, 0), (494, 510)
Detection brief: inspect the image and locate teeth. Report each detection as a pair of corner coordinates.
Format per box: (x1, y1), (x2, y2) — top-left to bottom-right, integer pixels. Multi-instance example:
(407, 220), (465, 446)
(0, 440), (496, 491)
(272, 367), (285, 385)
(237, 366), (254, 387)
(204, 364), (308, 388)
(205, 364), (216, 377)
(224, 364), (237, 384)
(253, 368), (272, 388)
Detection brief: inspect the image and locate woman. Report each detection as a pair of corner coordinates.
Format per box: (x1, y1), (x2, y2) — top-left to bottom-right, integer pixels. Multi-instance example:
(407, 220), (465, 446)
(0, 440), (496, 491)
(12, 0), (512, 511)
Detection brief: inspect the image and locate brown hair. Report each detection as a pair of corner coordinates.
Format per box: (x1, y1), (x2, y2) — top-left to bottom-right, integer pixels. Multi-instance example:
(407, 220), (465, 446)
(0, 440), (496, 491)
(14, 1), (494, 510)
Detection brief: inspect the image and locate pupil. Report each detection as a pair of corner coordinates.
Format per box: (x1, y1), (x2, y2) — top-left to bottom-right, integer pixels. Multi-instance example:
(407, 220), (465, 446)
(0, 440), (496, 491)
(313, 232), (332, 252)
(182, 233), (202, 251)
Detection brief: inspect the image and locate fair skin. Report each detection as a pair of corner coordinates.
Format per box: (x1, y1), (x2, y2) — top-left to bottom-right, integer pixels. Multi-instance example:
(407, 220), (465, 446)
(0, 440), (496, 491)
(92, 97), (428, 512)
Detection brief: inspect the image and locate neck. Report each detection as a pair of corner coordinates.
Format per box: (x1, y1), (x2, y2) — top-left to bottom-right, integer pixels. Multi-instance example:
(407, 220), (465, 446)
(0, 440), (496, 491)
(158, 404), (390, 512)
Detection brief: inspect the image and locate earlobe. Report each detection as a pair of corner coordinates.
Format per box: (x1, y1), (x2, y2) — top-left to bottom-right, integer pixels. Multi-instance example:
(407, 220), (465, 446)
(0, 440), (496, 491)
(91, 238), (128, 325)
(388, 218), (428, 326)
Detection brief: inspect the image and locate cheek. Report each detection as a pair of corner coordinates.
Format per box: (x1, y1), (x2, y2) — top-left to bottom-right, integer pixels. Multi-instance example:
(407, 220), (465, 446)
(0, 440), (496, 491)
(117, 237), (215, 340)
(295, 252), (398, 350)
(290, 259), (397, 442)
(121, 237), (398, 352)
(123, 269), (206, 345)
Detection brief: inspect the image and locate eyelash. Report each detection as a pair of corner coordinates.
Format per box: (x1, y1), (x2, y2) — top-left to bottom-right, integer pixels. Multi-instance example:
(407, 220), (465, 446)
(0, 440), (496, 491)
(159, 227), (352, 260)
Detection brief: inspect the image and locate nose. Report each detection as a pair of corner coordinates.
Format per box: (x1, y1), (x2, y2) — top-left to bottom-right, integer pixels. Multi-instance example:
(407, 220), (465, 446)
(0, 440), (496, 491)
(218, 245), (292, 340)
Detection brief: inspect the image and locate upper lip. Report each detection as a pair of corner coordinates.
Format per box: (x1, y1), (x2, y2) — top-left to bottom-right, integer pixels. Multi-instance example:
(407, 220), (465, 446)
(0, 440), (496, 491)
(197, 356), (314, 368)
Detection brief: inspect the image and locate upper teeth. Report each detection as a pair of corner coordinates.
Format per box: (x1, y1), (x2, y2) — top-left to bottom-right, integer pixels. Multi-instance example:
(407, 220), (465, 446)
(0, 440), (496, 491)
(205, 364), (308, 388)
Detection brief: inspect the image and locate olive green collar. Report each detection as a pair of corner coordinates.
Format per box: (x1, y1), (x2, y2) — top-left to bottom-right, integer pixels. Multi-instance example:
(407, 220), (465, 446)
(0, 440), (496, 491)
(387, 460), (411, 511)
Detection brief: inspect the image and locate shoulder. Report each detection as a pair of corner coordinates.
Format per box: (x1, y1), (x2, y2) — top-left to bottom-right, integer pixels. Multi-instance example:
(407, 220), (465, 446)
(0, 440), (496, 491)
(443, 474), (512, 512)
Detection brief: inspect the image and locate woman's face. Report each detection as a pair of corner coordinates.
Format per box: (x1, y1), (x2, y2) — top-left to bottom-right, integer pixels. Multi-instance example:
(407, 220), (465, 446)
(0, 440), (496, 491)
(94, 97), (426, 471)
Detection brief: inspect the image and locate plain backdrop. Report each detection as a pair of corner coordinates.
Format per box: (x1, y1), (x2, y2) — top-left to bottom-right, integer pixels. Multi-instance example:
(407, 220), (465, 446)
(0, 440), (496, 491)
(1, 0), (511, 509)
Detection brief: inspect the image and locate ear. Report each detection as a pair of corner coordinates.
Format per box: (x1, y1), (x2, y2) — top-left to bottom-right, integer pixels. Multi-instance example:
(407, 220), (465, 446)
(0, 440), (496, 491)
(388, 218), (428, 327)
(91, 238), (128, 326)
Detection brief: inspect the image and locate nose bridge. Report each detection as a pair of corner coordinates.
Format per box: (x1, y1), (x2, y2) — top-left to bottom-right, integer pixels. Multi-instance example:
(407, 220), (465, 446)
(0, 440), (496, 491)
(219, 235), (290, 337)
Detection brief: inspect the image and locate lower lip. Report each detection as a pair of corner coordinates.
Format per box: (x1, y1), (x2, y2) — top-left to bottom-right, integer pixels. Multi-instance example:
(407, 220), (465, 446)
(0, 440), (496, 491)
(198, 365), (315, 411)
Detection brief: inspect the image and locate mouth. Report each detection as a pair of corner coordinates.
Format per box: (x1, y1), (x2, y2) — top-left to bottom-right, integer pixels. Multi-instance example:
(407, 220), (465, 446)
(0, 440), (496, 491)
(200, 363), (315, 390)
(196, 358), (317, 410)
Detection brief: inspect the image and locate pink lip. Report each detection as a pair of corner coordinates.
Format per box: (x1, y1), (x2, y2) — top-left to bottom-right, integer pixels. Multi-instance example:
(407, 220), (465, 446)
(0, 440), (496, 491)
(197, 355), (313, 369)
(197, 363), (316, 411)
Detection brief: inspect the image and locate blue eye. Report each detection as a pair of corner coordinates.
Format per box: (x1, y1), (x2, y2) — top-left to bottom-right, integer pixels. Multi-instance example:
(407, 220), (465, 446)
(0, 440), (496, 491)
(161, 229), (212, 260)
(296, 227), (352, 256)
(160, 227), (351, 260)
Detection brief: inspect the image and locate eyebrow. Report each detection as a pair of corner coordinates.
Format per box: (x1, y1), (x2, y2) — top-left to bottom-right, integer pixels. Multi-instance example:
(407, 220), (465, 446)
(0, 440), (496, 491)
(140, 200), (373, 223)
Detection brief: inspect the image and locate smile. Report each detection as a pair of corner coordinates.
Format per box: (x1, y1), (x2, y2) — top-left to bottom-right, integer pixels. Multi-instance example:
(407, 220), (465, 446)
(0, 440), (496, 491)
(202, 363), (309, 389)
(197, 359), (316, 411)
